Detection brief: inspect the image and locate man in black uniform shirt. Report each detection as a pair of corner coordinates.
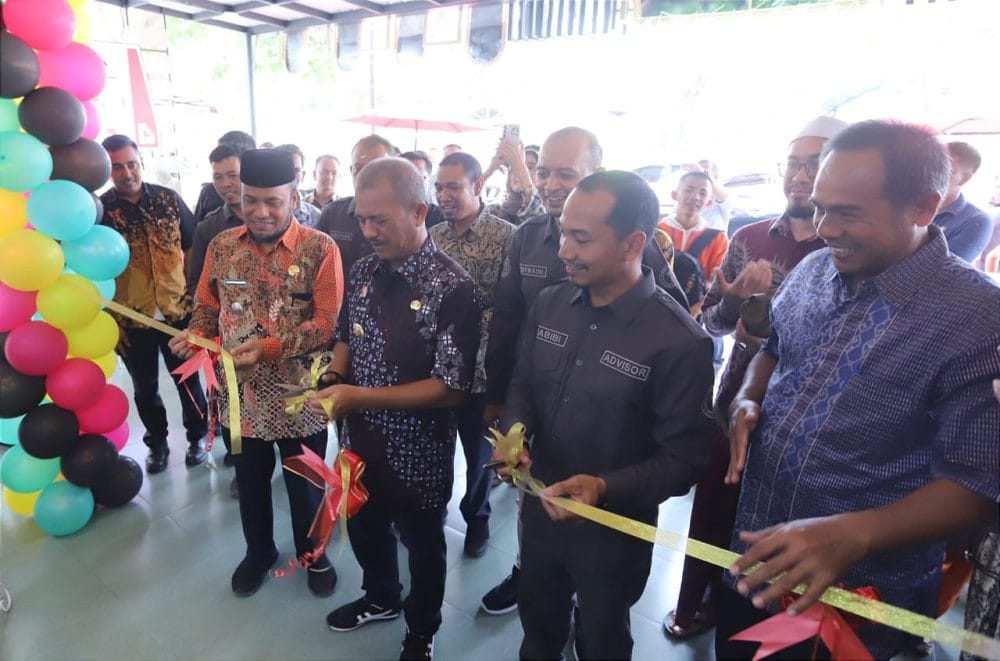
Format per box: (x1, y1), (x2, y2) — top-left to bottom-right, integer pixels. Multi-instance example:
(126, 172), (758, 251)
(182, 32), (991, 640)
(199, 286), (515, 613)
(317, 135), (445, 281)
(480, 126), (689, 614)
(497, 171), (715, 659)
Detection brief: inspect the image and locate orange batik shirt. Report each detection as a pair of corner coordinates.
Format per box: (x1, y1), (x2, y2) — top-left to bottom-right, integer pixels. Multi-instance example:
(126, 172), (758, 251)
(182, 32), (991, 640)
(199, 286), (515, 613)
(189, 219), (344, 441)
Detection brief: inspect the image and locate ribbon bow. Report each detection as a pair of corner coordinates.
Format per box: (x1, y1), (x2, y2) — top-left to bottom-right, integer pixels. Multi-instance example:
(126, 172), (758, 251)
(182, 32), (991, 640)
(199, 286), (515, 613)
(730, 598), (874, 660)
(170, 346), (222, 451)
(273, 353), (335, 419)
(278, 445), (369, 575)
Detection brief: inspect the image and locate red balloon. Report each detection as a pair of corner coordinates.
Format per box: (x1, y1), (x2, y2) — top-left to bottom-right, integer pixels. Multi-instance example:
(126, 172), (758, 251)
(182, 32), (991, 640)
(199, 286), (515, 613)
(104, 420), (130, 451)
(81, 101), (101, 141)
(0, 283), (37, 332)
(2, 0), (76, 52)
(75, 384), (128, 434)
(46, 357), (105, 411)
(4, 320), (68, 376)
(37, 43), (106, 102)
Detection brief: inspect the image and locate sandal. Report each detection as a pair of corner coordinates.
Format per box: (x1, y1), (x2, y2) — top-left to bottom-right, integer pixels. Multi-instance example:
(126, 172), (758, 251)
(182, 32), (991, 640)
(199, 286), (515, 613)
(662, 605), (716, 639)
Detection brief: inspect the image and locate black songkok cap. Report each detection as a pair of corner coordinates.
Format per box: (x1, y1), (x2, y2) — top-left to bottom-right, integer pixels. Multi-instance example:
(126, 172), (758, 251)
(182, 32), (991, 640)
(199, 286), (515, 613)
(240, 149), (296, 187)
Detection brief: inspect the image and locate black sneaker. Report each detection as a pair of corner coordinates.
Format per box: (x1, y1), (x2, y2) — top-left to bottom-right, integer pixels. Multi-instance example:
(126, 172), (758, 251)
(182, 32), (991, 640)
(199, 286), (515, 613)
(400, 629), (434, 660)
(480, 565), (519, 615)
(326, 596), (401, 631)
(307, 555), (338, 597)
(463, 520), (490, 558)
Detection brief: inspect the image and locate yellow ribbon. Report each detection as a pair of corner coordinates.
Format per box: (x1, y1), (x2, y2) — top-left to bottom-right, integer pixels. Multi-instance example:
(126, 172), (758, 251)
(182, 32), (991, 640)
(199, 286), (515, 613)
(103, 300), (242, 455)
(487, 426), (1000, 659)
(336, 451), (351, 561)
(280, 352), (335, 420)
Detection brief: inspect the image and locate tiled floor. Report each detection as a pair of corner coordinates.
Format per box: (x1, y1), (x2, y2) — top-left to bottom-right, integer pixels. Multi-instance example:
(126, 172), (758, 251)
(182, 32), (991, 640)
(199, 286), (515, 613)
(0, 357), (966, 660)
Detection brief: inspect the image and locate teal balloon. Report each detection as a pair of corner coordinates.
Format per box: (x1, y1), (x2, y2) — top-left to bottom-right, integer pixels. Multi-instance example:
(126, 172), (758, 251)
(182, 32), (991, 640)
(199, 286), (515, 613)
(27, 179), (97, 241)
(0, 130), (53, 192)
(61, 225), (130, 281)
(94, 278), (116, 307)
(0, 414), (25, 446)
(0, 444), (60, 493)
(34, 480), (95, 536)
(0, 100), (19, 133)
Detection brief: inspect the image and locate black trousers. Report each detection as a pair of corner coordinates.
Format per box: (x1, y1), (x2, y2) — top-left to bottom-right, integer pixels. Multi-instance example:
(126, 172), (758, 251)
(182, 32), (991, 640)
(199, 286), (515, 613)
(455, 393), (492, 526)
(518, 501), (652, 660)
(120, 323), (208, 448)
(224, 427), (327, 566)
(715, 586), (832, 660)
(347, 487), (448, 637)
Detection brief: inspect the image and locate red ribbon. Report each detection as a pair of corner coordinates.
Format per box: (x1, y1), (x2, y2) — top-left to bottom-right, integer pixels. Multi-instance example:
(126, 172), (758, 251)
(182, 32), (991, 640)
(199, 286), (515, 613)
(170, 345), (221, 451)
(731, 586), (879, 660)
(276, 445), (369, 575)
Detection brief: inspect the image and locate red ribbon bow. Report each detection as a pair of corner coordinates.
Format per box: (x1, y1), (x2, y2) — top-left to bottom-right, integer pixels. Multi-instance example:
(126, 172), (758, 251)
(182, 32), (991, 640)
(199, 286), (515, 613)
(731, 586), (880, 660)
(277, 445), (369, 575)
(170, 344), (222, 450)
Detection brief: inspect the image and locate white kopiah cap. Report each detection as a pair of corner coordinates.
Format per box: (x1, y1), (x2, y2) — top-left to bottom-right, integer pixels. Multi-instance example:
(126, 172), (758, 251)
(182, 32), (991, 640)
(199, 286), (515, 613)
(791, 116), (849, 144)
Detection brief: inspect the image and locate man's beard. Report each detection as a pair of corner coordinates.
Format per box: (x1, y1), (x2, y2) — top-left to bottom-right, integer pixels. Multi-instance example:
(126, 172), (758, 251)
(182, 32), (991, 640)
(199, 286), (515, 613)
(249, 217), (292, 243)
(786, 200), (815, 219)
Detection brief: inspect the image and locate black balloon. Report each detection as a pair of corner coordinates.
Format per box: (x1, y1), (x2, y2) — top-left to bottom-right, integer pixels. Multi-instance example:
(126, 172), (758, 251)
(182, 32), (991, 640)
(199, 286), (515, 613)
(92, 192), (104, 224)
(92, 456), (143, 507)
(0, 360), (47, 418)
(18, 87), (86, 147)
(61, 434), (119, 488)
(19, 403), (80, 459)
(51, 138), (112, 192)
(0, 332), (8, 366)
(0, 31), (40, 99)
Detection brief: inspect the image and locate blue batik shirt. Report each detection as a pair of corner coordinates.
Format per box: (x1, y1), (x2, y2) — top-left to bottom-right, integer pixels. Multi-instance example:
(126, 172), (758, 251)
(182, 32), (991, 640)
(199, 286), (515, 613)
(732, 225), (1000, 657)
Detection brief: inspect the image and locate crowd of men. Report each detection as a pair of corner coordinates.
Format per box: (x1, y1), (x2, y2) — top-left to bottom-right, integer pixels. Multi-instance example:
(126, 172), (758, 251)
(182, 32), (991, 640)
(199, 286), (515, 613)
(98, 117), (999, 661)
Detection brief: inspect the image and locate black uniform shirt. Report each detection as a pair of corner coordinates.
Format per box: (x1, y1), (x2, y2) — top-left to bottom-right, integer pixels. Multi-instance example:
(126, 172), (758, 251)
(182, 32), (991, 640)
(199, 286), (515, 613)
(485, 213), (690, 404)
(503, 269), (715, 525)
(317, 196), (446, 282)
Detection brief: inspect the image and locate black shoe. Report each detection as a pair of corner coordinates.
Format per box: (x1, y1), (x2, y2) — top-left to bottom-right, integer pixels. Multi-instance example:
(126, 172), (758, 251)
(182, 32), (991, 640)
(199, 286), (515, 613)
(228, 476), (240, 499)
(463, 520), (490, 558)
(185, 438), (208, 467)
(231, 551), (279, 597)
(223, 451), (235, 467)
(327, 596), (401, 631)
(145, 446), (169, 474)
(480, 565), (519, 614)
(400, 629), (434, 660)
(307, 555), (338, 597)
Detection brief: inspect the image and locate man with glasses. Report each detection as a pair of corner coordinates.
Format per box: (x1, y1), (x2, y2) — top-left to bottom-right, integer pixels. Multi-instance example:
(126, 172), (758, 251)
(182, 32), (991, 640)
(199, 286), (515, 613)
(317, 135), (444, 281)
(661, 116), (848, 641)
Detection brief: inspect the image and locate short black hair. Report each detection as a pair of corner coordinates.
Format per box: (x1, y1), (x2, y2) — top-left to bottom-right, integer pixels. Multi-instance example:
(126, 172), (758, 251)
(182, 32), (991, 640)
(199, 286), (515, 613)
(575, 170), (659, 239)
(439, 152), (483, 182)
(946, 141), (982, 173)
(102, 134), (138, 152)
(823, 120), (950, 211)
(353, 134), (393, 156)
(209, 143), (240, 164)
(218, 130), (255, 154)
(315, 154), (339, 168)
(677, 170), (711, 188)
(400, 150), (433, 174)
(275, 143), (305, 165)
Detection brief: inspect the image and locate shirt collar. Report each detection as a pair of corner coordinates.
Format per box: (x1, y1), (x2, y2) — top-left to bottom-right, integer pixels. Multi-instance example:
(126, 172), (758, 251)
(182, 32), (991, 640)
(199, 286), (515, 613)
(234, 216), (302, 252)
(768, 213), (792, 236)
(570, 266), (657, 325)
(374, 235), (438, 283)
(444, 201), (486, 238)
(107, 182), (153, 207)
(826, 224), (948, 307)
(937, 193), (966, 218)
(665, 215), (708, 232)
(545, 215), (561, 244)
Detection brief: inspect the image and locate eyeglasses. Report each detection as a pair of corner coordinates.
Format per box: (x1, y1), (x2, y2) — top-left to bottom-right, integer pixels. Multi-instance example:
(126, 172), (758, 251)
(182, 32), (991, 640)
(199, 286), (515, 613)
(778, 159), (820, 178)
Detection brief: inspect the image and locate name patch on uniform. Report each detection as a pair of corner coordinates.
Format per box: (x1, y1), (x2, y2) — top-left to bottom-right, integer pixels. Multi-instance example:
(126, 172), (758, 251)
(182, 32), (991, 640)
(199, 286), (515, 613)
(329, 230), (354, 241)
(600, 350), (650, 381)
(536, 325), (568, 348)
(520, 263), (548, 278)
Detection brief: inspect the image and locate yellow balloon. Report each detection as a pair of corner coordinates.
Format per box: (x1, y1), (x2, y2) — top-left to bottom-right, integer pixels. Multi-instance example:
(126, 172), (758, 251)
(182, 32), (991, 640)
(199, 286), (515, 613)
(0, 229), (65, 291)
(0, 190), (28, 239)
(73, 7), (92, 43)
(69, 0), (89, 7)
(64, 310), (118, 358)
(3, 486), (40, 516)
(90, 350), (118, 379)
(37, 274), (101, 330)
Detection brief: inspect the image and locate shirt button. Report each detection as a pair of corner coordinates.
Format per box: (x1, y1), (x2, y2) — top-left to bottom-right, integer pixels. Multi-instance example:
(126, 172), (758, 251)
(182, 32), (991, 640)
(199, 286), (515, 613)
(575, 359), (583, 366)
(562, 397), (569, 403)
(589, 323), (597, 331)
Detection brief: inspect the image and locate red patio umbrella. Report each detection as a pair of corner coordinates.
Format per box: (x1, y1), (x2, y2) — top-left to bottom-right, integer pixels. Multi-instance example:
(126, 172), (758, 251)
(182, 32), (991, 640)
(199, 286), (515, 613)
(938, 116), (1000, 136)
(345, 113), (487, 149)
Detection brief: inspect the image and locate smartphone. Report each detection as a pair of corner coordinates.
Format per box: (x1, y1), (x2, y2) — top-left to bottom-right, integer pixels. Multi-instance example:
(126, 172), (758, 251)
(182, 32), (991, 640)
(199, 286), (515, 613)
(502, 124), (520, 141)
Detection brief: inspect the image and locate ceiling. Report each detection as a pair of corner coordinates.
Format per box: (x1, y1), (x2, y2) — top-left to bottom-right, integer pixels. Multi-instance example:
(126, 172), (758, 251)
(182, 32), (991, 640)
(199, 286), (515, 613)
(95, 0), (504, 35)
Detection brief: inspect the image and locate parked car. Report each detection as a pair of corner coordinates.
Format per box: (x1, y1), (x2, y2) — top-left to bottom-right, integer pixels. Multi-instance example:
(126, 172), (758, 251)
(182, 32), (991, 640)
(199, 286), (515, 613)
(722, 172), (785, 236)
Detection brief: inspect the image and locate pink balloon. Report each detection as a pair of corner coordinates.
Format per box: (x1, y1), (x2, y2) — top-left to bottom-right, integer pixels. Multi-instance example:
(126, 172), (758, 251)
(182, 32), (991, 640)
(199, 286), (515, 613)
(104, 420), (130, 451)
(75, 384), (128, 434)
(0, 283), (37, 332)
(46, 358), (105, 411)
(2, 0), (76, 52)
(37, 43), (106, 102)
(81, 101), (101, 141)
(4, 320), (68, 376)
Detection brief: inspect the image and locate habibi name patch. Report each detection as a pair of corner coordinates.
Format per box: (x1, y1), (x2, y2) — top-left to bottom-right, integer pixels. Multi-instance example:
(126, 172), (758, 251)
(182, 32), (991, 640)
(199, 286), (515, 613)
(600, 350), (650, 381)
(520, 263), (548, 278)
(536, 325), (568, 348)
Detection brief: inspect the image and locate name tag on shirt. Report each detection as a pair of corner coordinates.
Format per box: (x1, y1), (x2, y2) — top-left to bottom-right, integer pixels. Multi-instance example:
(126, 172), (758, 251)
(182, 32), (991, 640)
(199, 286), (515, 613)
(329, 230), (354, 242)
(223, 279), (249, 288)
(520, 263), (548, 278)
(536, 325), (568, 348)
(600, 350), (650, 381)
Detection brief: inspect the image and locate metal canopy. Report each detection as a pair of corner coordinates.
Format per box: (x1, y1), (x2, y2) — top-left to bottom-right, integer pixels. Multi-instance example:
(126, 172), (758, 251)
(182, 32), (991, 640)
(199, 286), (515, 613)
(96, 0), (503, 35)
